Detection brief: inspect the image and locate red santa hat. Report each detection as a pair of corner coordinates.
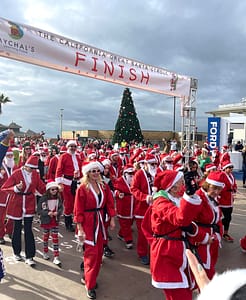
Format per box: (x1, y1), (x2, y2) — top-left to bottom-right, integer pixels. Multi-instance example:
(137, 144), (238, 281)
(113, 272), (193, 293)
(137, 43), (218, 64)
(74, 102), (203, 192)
(205, 163), (216, 172)
(202, 147), (209, 153)
(135, 154), (145, 163)
(6, 147), (13, 155)
(222, 160), (233, 170)
(100, 158), (111, 167)
(110, 150), (119, 158)
(197, 269), (246, 300)
(25, 155), (39, 169)
(123, 164), (134, 174)
(153, 144), (160, 149)
(46, 179), (59, 191)
(222, 145), (228, 151)
(66, 140), (77, 147)
(144, 153), (157, 164)
(163, 155), (173, 163)
(154, 170), (183, 192)
(60, 145), (67, 153)
(82, 160), (104, 176)
(206, 171), (225, 187)
(87, 150), (97, 160)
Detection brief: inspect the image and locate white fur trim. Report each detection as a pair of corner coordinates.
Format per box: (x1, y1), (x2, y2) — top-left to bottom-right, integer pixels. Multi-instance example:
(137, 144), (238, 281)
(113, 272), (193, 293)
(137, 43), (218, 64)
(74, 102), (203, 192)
(222, 163), (233, 170)
(165, 171), (184, 192)
(82, 161), (104, 175)
(197, 269), (246, 300)
(66, 140), (77, 147)
(183, 193), (202, 205)
(46, 181), (59, 191)
(206, 178), (225, 188)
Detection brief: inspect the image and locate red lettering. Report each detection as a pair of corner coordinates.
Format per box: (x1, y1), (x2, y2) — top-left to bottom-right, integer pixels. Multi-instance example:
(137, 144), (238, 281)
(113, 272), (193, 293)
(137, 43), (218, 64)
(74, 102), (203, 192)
(129, 68), (137, 81)
(75, 52), (86, 67)
(141, 71), (150, 84)
(104, 61), (114, 76)
(118, 65), (124, 78)
(91, 57), (98, 72)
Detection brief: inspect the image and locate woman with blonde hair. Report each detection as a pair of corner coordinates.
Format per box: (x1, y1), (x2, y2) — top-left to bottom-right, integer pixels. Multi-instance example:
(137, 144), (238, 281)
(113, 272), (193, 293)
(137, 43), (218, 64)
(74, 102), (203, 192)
(73, 161), (116, 300)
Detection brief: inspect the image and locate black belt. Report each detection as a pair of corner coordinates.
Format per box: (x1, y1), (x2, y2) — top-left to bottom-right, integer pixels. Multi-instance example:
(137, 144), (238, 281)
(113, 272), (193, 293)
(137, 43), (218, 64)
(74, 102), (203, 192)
(18, 192), (32, 195)
(64, 175), (73, 180)
(153, 233), (186, 241)
(85, 207), (103, 212)
(196, 222), (220, 233)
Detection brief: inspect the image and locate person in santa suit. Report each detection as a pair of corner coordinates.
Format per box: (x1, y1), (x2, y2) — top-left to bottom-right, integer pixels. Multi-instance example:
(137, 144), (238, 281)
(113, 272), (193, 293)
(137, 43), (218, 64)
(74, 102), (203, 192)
(0, 148), (18, 244)
(130, 153), (158, 265)
(219, 161), (237, 242)
(219, 145), (231, 170)
(1, 155), (46, 267)
(141, 169), (202, 300)
(118, 147), (129, 168)
(17, 141), (33, 168)
(109, 150), (122, 183)
(114, 164), (135, 249)
(55, 140), (82, 232)
(74, 161), (116, 300)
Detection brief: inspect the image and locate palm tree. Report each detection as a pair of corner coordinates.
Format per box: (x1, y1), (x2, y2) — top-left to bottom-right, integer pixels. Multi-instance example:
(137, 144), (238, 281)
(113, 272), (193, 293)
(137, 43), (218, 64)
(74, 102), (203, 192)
(0, 94), (11, 114)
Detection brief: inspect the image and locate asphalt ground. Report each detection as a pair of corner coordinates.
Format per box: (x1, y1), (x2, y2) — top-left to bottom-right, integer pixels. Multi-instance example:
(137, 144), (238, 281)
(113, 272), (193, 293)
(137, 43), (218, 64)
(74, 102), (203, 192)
(0, 180), (246, 300)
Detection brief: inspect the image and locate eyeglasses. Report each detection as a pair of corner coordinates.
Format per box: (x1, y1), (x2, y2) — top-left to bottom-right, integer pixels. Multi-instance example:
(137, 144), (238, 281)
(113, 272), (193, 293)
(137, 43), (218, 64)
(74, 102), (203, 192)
(90, 169), (100, 173)
(25, 147), (31, 150)
(50, 188), (58, 191)
(150, 163), (158, 166)
(69, 145), (77, 148)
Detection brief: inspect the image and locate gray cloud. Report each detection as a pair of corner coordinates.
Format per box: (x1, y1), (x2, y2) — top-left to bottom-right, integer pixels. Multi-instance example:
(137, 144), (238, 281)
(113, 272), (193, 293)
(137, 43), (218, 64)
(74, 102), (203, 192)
(0, 0), (245, 138)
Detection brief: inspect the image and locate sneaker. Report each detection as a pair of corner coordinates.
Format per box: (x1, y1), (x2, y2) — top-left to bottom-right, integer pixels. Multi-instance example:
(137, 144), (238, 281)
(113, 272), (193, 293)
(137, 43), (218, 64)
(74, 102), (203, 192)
(14, 254), (22, 261)
(0, 238), (5, 245)
(140, 256), (150, 265)
(223, 233), (234, 243)
(43, 252), (50, 260)
(53, 256), (61, 266)
(81, 277), (98, 289)
(125, 241), (133, 249)
(25, 258), (36, 267)
(103, 245), (115, 258)
(117, 234), (124, 242)
(86, 288), (96, 299)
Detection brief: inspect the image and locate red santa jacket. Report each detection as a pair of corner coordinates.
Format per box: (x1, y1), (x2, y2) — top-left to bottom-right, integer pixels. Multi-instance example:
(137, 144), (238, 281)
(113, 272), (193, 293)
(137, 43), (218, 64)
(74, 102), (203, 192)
(190, 188), (223, 279)
(141, 191), (202, 289)
(55, 152), (82, 186)
(47, 155), (59, 180)
(114, 176), (134, 219)
(131, 169), (153, 218)
(1, 168), (46, 219)
(218, 172), (237, 207)
(73, 182), (116, 246)
(0, 162), (18, 207)
(219, 152), (230, 169)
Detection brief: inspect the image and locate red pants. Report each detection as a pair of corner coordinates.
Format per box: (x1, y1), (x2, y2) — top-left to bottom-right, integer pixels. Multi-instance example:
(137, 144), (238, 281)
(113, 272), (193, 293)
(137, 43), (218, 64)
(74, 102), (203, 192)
(0, 206), (13, 238)
(164, 288), (192, 300)
(118, 217), (134, 242)
(84, 232), (104, 290)
(135, 218), (149, 257)
(62, 184), (75, 216)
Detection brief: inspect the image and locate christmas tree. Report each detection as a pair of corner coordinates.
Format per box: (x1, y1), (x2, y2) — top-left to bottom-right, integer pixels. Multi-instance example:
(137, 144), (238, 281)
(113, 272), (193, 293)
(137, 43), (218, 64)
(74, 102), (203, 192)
(112, 88), (144, 145)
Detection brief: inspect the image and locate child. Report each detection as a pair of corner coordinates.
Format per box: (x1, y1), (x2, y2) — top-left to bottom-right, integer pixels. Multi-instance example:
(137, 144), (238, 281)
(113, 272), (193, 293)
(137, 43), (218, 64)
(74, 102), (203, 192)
(37, 180), (63, 266)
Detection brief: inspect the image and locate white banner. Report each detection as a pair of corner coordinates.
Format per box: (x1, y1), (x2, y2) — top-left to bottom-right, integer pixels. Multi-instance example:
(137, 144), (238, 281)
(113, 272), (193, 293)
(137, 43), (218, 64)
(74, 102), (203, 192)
(0, 17), (192, 98)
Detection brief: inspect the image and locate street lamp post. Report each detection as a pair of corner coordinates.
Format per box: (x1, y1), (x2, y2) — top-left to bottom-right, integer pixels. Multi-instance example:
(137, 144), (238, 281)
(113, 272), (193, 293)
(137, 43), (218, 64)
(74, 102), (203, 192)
(173, 96), (176, 139)
(60, 108), (64, 139)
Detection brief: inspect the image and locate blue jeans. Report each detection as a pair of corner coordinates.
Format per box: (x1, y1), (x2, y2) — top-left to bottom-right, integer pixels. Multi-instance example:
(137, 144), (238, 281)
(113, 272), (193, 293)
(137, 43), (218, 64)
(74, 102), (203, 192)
(243, 164), (246, 184)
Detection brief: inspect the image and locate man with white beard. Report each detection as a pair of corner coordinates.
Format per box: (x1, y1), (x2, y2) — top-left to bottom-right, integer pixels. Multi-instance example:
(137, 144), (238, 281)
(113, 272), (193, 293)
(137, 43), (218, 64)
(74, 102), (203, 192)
(114, 164), (135, 250)
(0, 148), (18, 244)
(131, 153), (158, 265)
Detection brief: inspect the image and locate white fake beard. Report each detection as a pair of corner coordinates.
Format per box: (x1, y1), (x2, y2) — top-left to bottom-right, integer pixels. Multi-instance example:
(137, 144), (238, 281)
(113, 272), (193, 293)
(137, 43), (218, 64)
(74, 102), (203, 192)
(165, 163), (173, 170)
(4, 157), (15, 169)
(124, 174), (133, 185)
(148, 164), (157, 177)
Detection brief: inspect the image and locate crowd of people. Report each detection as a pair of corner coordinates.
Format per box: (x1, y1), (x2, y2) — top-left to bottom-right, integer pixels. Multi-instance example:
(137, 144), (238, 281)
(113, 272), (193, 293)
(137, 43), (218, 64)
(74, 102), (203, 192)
(0, 132), (245, 299)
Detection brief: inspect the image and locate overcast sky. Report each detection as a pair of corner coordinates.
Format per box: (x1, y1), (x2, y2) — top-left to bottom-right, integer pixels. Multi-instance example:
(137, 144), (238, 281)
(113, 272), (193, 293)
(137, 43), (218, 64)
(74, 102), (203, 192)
(1, 0), (246, 138)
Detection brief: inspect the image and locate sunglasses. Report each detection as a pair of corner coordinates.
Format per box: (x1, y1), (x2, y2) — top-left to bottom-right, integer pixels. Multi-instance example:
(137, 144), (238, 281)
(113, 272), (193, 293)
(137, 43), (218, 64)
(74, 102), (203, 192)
(126, 172), (135, 175)
(90, 169), (100, 174)
(227, 166), (233, 169)
(50, 188), (58, 191)
(25, 147), (31, 150)
(150, 163), (158, 166)
(69, 145), (77, 148)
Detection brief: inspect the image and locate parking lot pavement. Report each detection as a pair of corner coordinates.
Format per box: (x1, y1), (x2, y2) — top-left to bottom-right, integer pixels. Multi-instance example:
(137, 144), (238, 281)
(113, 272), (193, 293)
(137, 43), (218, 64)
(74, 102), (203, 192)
(0, 181), (246, 300)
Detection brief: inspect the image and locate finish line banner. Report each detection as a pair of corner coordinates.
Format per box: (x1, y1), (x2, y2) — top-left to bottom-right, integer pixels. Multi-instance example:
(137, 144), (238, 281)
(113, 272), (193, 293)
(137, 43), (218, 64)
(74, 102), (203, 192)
(0, 17), (192, 97)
